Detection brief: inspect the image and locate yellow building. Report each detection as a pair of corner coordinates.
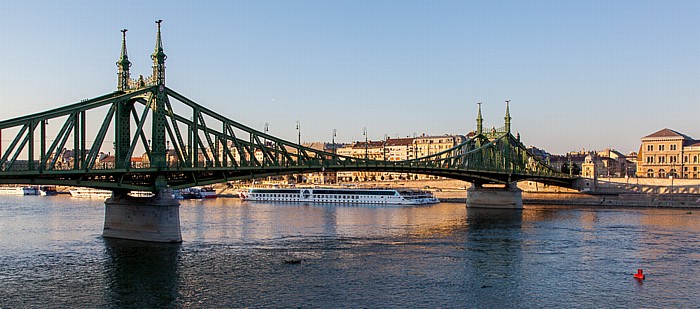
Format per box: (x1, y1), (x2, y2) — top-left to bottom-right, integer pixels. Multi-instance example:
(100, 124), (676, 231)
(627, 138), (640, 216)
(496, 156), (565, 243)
(413, 135), (467, 159)
(636, 128), (700, 178)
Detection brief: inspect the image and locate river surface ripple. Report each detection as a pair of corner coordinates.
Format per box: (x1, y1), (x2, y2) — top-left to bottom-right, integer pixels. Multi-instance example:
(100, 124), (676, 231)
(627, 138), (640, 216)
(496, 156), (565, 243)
(1, 195), (699, 307)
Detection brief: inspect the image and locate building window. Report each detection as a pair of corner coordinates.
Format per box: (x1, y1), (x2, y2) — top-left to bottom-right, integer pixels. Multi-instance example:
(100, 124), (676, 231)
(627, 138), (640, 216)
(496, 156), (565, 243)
(659, 156), (665, 163)
(647, 145), (654, 151)
(695, 156), (698, 163)
(647, 169), (654, 177)
(659, 169), (666, 178)
(685, 156), (689, 163)
(659, 145), (665, 151)
(670, 144), (677, 151)
(670, 156), (677, 163)
(647, 156), (654, 163)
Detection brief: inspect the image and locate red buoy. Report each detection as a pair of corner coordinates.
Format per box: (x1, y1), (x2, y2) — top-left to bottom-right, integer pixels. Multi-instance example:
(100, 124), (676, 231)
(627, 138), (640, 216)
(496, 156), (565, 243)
(633, 269), (645, 280)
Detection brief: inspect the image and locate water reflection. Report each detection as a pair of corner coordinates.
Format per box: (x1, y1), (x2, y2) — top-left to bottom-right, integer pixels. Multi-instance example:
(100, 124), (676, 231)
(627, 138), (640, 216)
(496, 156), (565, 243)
(466, 208), (523, 229)
(464, 208), (525, 304)
(103, 238), (181, 307)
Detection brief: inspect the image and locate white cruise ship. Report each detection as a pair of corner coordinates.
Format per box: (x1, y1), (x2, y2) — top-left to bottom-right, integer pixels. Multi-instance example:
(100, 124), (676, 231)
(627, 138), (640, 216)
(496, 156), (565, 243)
(0, 186), (39, 195)
(240, 188), (439, 205)
(69, 188), (113, 198)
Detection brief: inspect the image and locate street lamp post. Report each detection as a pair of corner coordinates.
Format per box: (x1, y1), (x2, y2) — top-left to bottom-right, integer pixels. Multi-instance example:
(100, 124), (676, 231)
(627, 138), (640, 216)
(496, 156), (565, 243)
(296, 121), (301, 145)
(383, 134), (388, 161)
(332, 129), (337, 154)
(363, 127), (368, 160)
(670, 162), (675, 194)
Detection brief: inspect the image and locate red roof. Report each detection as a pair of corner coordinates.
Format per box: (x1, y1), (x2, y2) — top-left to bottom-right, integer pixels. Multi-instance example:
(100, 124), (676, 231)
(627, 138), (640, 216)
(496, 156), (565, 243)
(386, 138), (413, 146)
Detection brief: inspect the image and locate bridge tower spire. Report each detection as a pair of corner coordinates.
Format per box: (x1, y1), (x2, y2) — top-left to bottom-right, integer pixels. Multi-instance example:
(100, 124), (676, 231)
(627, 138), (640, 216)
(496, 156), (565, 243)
(150, 20), (168, 175)
(504, 100), (511, 133)
(116, 29), (131, 91)
(151, 20), (167, 85)
(476, 102), (483, 135)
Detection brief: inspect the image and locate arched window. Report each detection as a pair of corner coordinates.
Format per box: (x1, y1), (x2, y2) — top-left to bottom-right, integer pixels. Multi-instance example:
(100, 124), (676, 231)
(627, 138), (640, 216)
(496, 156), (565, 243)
(647, 169), (654, 178)
(659, 169), (666, 178)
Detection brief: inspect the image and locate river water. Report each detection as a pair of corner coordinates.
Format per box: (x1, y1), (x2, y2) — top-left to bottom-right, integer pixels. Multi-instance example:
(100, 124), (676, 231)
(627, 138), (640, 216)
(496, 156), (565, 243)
(1, 195), (699, 307)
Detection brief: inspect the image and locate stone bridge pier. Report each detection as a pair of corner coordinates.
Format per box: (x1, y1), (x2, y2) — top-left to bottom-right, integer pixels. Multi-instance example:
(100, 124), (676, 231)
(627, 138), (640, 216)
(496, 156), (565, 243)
(103, 189), (182, 243)
(466, 183), (523, 209)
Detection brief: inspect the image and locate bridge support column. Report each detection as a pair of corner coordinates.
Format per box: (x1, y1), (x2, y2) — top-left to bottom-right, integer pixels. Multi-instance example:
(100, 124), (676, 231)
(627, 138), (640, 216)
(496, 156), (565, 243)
(466, 183), (523, 209)
(103, 189), (182, 243)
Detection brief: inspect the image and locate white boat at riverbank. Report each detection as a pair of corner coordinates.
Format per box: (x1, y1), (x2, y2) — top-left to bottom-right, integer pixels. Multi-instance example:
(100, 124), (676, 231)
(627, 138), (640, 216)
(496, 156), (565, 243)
(39, 186), (58, 196)
(0, 186), (39, 195)
(240, 187), (439, 205)
(69, 188), (113, 198)
(174, 187), (218, 199)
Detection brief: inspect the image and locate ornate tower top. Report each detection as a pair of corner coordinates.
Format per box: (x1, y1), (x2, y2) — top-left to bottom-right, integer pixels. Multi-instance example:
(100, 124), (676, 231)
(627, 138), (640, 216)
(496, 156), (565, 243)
(116, 29), (131, 91)
(151, 20), (167, 85)
(504, 100), (512, 133)
(476, 102), (483, 135)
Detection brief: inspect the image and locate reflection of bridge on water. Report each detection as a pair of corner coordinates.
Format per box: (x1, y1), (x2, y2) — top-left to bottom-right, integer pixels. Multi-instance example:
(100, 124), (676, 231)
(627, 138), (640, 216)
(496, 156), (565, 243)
(0, 22), (578, 242)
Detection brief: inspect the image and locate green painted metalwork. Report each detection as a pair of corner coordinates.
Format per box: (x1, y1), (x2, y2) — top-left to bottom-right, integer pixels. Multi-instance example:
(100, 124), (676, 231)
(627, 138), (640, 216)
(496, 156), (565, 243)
(0, 23), (576, 192)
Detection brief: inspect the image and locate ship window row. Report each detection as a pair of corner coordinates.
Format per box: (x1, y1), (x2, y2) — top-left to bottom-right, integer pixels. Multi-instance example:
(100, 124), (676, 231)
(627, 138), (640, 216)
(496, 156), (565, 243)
(253, 193), (393, 200)
(314, 190), (396, 196)
(251, 189), (301, 194)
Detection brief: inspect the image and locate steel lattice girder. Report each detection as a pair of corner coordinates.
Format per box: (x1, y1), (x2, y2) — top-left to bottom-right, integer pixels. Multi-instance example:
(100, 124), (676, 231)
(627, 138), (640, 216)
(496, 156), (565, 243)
(0, 86), (575, 192)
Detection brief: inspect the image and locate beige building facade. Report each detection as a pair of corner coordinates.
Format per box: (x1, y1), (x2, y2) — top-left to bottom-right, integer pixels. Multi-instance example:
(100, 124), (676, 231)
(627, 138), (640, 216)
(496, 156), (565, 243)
(636, 128), (700, 178)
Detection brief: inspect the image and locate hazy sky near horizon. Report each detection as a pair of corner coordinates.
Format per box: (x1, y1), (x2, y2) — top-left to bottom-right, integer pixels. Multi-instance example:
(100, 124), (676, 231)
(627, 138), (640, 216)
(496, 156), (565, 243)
(1, 0), (699, 154)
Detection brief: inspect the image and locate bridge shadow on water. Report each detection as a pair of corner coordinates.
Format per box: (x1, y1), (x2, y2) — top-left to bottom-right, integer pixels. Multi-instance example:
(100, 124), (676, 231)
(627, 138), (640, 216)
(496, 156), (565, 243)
(102, 238), (181, 308)
(462, 208), (526, 299)
(466, 208), (523, 230)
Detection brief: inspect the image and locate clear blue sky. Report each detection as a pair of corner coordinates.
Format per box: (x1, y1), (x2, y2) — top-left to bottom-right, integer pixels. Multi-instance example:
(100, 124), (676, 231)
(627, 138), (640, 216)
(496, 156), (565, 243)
(1, 0), (699, 154)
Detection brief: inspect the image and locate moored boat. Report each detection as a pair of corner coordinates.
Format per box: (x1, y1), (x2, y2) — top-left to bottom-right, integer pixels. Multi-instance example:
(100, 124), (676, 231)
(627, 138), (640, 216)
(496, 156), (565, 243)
(197, 186), (218, 199)
(240, 187), (439, 205)
(39, 186), (59, 196)
(176, 187), (218, 199)
(69, 188), (113, 198)
(0, 186), (39, 195)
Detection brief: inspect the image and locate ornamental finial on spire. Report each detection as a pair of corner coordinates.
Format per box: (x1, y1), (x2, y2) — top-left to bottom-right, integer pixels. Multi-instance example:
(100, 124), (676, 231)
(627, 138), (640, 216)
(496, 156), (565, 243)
(117, 29), (131, 91)
(152, 20), (167, 85)
(476, 102), (483, 135)
(504, 100), (512, 133)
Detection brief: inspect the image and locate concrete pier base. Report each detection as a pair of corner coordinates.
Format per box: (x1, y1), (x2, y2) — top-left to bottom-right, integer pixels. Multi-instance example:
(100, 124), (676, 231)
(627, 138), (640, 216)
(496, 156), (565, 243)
(103, 189), (182, 243)
(466, 184), (523, 209)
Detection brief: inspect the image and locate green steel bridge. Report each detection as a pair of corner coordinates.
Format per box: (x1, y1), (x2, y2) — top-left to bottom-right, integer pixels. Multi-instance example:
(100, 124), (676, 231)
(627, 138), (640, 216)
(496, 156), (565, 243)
(0, 22), (576, 193)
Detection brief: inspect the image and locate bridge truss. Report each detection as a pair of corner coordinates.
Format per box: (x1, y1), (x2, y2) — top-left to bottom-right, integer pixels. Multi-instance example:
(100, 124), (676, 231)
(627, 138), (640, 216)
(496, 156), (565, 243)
(0, 85), (574, 191)
(0, 22), (575, 192)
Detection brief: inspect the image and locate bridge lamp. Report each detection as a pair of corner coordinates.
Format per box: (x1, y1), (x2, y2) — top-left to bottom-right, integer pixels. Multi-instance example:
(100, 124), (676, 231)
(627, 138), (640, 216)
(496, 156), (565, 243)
(332, 129), (337, 154)
(264, 122), (269, 146)
(296, 121), (301, 145)
(363, 127), (368, 160)
(383, 134), (388, 161)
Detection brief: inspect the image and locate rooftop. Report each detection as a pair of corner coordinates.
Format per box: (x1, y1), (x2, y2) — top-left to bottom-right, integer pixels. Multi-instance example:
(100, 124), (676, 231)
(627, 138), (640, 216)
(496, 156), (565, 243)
(642, 128), (694, 140)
